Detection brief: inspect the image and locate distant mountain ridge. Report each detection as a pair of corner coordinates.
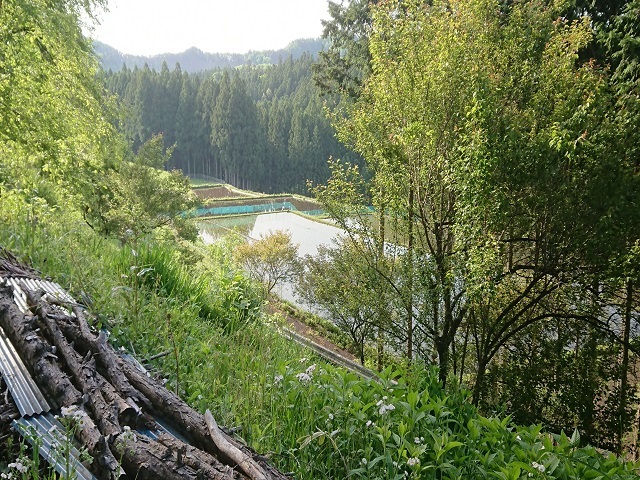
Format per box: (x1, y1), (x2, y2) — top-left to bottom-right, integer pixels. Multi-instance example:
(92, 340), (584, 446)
(94, 38), (326, 73)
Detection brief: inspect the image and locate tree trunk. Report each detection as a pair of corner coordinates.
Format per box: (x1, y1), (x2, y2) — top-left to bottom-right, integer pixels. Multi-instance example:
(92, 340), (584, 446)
(435, 336), (449, 386)
(407, 185), (414, 361)
(458, 325), (469, 385)
(472, 356), (488, 407)
(376, 200), (386, 371)
(0, 287), (121, 477)
(618, 279), (633, 452)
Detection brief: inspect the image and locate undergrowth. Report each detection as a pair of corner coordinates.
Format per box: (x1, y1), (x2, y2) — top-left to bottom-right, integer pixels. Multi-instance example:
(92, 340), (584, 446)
(1, 197), (639, 479)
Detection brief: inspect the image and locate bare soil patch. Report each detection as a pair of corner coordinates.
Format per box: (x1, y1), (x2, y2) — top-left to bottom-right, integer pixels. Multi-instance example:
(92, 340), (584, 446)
(193, 185), (252, 199)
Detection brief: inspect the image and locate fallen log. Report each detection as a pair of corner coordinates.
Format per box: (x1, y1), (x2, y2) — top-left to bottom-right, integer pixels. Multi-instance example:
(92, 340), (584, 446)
(73, 305), (143, 404)
(32, 290), (122, 438)
(205, 410), (266, 480)
(0, 286), (121, 478)
(0, 288), (80, 408)
(114, 431), (241, 480)
(117, 359), (288, 480)
(29, 290), (242, 479)
(54, 316), (154, 414)
(0, 257), (290, 480)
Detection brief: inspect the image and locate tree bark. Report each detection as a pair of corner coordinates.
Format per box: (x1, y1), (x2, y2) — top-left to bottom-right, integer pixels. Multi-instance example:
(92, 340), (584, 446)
(205, 410), (266, 480)
(115, 432), (239, 480)
(0, 286), (121, 478)
(618, 279), (633, 452)
(0, 281), (290, 480)
(117, 358), (288, 479)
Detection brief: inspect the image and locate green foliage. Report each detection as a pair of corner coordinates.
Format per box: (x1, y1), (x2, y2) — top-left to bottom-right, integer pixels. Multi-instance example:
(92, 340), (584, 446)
(1, 0), (639, 475)
(124, 240), (262, 332)
(316, 0), (640, 449)
(298, 239), (384, 364)
(313, 0), (379, 99)
(262, 363), (639, 479)
(0, 0), (115, 209)
(2, 184), (638, 479)
(233, 230), (302, 296)
(83, 134), (197, 240)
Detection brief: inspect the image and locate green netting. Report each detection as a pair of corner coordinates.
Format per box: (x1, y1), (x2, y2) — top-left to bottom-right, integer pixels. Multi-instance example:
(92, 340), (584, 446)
(192, 201), (325, 217)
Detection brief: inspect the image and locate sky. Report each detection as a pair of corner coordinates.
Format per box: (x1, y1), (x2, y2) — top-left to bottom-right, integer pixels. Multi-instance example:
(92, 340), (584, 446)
(87, 0), (331, 56)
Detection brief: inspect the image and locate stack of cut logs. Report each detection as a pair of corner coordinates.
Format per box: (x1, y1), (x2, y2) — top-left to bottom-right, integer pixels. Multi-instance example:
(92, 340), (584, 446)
(0, 251), (288, 480)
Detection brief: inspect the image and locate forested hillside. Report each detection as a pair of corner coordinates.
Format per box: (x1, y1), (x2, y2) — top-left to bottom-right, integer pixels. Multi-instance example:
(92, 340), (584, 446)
(95, 38), (326, 73)
(103, 56), (359, 193)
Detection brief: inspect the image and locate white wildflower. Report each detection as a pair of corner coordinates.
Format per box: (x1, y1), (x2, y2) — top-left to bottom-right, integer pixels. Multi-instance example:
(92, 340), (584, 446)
(366, 420), (373, 427)
(8, 461), (28, 474)
(305, 364), (316, 375)
(516, 435), (522, 441)
(299, 357), (308, 363)
(361, 458), (367, 466)
(407, 457), (420, 467)
(296, 372), (311, 383)
(274, 374), (284, 385)
(328, 413), (334, 420)
(61, 405), (77, 417)
(414, 437), (421, 444)
(532, 461), (545, 473)
(61, 405), (87, 425)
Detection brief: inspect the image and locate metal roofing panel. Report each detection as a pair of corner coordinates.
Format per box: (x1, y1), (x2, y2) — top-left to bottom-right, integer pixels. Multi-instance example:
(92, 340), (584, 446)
(2, 277), (29, 314)
(0, 326), (51, 416)
(13, 412), (97, 480)
(1, 276), (77, 314)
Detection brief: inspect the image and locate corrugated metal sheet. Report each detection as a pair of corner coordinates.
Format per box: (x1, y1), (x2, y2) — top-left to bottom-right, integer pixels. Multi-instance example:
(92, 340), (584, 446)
(0, 275), (95, 479)
(13, 413), (97, 480)
(0, 326), (51, 416)
(1, 276), (77, 314)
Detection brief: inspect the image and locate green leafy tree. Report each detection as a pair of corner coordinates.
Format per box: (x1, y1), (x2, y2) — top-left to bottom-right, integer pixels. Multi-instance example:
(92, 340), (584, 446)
(210, 72), (265, 190)
(85, 134), (196, 241)
(325, 0), (639, 399)
(298, 239), (383, 364)
(233, 230), (301, 296)
(330, 0), (489, 381)
(0, 0), (114, 203)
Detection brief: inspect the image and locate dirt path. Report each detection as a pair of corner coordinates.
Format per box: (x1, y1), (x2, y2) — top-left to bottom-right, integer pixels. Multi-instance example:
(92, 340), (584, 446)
(266, 304), (358, 363)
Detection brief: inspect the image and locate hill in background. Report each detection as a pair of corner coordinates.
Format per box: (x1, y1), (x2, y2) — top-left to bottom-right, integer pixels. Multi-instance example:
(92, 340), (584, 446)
(94, 38), (326, 73)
